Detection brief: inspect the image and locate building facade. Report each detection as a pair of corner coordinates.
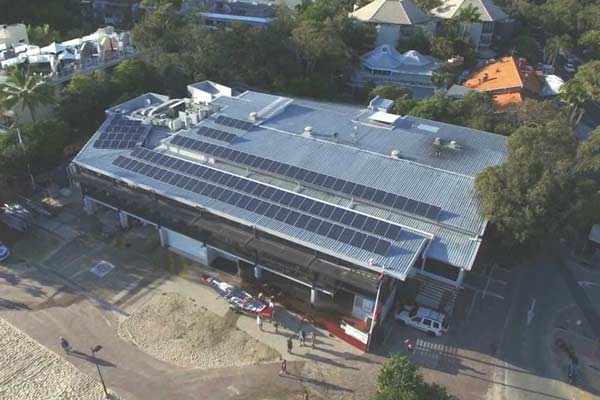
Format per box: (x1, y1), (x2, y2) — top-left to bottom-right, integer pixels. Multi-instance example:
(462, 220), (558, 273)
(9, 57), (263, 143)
(349, 0), (434, 47)
(0, 24), (28, 49)
(71, 81), (507, 350)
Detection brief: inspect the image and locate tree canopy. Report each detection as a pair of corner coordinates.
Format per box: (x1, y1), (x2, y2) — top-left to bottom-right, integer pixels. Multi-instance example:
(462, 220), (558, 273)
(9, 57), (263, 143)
(371, 355), (456, 400)
(0, 67), (57, 123)
(476, 119), (600, 246)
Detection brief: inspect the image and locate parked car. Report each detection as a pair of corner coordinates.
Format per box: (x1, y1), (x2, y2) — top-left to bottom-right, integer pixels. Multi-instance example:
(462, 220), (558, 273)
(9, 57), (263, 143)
(395, 305), (449, 337)
(0, 242), (10, 262)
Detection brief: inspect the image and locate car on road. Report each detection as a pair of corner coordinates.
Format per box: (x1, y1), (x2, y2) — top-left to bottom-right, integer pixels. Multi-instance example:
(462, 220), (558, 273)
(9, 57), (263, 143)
(395, 305), (449, 337)
(0, 242), (10, 262)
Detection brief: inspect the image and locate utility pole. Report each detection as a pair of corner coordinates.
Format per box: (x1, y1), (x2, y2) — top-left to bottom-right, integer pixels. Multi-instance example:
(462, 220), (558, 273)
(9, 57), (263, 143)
(91, 345), (109, 398)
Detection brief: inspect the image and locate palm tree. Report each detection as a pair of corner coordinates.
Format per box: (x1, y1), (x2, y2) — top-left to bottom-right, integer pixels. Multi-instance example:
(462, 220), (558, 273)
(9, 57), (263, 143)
(0, 66), (56, 124)
(455, 4), (481, 39)
(544, 36), (564, 67)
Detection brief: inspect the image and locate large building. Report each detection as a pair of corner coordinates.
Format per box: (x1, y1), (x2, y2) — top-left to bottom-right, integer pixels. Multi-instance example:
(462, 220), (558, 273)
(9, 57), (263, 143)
(353, 45), (441, 99)
(71, 81), (507, 350)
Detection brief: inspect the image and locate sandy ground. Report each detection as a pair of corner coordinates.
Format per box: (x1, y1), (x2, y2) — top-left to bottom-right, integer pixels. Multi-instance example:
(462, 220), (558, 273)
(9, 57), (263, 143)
(119, 293), (280, 369)
(0, 318), (118, 400)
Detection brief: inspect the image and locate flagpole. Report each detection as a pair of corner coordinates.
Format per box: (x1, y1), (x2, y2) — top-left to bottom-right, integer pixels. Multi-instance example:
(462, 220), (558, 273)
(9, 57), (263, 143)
(16, 127), (36, 190)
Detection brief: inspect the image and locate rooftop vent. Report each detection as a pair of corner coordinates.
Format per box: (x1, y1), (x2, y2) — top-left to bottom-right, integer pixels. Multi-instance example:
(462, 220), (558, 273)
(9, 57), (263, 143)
(368, 111), (400, 125)
(303, 126), (313, 137)
(433, 137), (442, 146)
(249, 112), (258, 121)
(448, 140), (461, 150)
(390, 149), (400, 159)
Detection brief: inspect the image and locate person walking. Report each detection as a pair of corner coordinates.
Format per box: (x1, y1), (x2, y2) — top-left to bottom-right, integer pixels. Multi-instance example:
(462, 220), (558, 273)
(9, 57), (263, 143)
(304, 390), (309, 400)
(269, 298), (275, 320)
(279, 358), (287, 375)
(287, 337), (293, 353)
(59, 336), (72, 354)
(273, 320), (279, 333)
(299, 330), (305, 347)
(257, 314), (263, 331)
(311, 331), (316, 349)
(404, 338), (413, 353)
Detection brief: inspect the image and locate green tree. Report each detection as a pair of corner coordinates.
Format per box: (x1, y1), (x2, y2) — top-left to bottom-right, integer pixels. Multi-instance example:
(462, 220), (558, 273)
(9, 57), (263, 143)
(112, 59), (162, 98)
(397, 29), (431, 54)
(475, 119), (578, 244)
(26, 24), (60, 46)
(561, 61), (600, 124)
(0, 67), (56, 123)
(454, 4), (481, 39)
(372, 355), (456, 400)
(544, 36), (564, 67)
(292, 18), (351, 75)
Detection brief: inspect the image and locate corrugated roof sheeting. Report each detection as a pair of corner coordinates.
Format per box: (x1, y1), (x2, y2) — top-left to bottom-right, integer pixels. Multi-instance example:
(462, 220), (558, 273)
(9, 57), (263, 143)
(79, 151), (428, 280)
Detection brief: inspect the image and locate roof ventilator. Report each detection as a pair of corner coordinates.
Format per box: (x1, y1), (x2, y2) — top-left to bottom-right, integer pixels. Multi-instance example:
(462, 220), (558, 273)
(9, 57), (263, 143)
(249, 112), (258, 122)
(303, 126), (313, 138)
(390, 149), (400, 159)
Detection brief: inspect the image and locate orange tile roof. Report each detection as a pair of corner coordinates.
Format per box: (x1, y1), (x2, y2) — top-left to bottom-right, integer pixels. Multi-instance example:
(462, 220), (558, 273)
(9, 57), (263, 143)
(492, 93), (524, 110)
(465, 57), (523, 92)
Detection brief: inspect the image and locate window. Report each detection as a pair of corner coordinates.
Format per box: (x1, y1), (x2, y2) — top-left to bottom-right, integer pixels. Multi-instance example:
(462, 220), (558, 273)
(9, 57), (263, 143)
(412, 317), (422, 324)
(422, 319), (432, 327)
(433, 322), (440, 329)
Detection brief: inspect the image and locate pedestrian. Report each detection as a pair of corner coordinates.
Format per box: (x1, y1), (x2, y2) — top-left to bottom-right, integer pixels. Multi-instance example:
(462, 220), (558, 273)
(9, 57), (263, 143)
(304, 390), (309, 400)
(311, 331), (316, 349)
(269, 298), (275, 320)
(273, 320), (279, 333)
(279, 358), (287, 375)
(299, 330), (305, 346)
(257, 314), (263, 331)
(404, 338), (413, 353)
(287, 337), (293, 353)
(59, 336), (72, 353)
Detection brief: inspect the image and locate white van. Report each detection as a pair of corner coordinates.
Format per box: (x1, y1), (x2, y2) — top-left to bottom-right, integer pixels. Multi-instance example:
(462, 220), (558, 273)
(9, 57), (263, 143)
(395, 305), (449, 337)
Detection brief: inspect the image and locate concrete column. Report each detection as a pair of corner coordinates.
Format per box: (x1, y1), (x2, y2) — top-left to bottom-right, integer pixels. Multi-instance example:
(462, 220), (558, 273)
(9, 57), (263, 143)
(118, 211), (129, 230)
(254, 265), (262, 280)
(158, 227), (168, 248)
(456, 268), (466, 287)
(82, 196), (96, 215)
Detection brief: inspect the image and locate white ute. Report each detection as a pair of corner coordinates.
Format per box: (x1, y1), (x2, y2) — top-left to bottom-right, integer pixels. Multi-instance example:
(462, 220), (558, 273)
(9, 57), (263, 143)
(395, 305), (449, 337)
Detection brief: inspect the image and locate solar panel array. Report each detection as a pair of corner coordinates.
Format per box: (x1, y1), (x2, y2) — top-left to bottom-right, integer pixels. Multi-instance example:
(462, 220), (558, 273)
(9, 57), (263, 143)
(113, 148), (404, 256)
(196, 126), (237, 143)
(215, 115), (254, 130)
(169, 135), (442, 220)
(93, 118), (145, 149)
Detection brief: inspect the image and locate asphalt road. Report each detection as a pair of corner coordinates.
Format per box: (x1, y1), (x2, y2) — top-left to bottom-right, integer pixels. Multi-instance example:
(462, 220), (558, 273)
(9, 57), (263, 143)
(497, 253), (599, 400)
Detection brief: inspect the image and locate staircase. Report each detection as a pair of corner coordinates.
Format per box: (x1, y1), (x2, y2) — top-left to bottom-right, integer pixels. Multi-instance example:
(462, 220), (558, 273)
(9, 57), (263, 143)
(414, 276), (459, 315)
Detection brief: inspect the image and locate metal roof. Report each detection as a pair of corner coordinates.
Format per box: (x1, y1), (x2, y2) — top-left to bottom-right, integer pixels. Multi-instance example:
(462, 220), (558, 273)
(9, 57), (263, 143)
(350, 0), (430, 25)
(73, 83), (508, 276)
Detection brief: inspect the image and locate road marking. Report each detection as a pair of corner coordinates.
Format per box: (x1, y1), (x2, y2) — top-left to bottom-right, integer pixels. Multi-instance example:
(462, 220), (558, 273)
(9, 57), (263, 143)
(227, 385), (240, 395)
(112, 276), (145, 303)
(527, 298), (536, 326)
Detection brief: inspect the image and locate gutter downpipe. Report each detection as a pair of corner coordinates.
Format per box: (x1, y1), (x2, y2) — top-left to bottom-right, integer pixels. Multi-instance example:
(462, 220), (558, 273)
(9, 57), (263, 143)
(366, 264), (385, 352)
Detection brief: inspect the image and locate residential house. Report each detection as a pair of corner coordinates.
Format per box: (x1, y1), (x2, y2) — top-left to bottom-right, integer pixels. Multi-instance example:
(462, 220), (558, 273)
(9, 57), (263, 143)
(349, 0), (433, 47)
(463, 56), (543, 109)
(430, 0), (512, 53)
(353, 44), (441, 99)
(71, 80), (507, 350)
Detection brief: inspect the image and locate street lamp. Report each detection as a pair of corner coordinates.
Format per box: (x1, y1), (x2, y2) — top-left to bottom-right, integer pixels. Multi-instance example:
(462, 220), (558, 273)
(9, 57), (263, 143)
(90, 345), (109, 398)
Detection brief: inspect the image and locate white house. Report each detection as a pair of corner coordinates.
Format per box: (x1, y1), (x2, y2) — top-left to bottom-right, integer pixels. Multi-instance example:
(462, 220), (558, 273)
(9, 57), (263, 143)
(353, 44), (441, 98)
(430, 0), (511, 52)
(350, 0), (434, 47)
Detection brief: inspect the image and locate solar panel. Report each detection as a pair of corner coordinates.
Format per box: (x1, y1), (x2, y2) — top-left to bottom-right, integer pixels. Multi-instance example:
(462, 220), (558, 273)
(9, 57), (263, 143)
(196, 126), (237, 143)
(93, 117), (145, 149)
(214, 115), (254, 131)
(119, 151), (396, 256)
